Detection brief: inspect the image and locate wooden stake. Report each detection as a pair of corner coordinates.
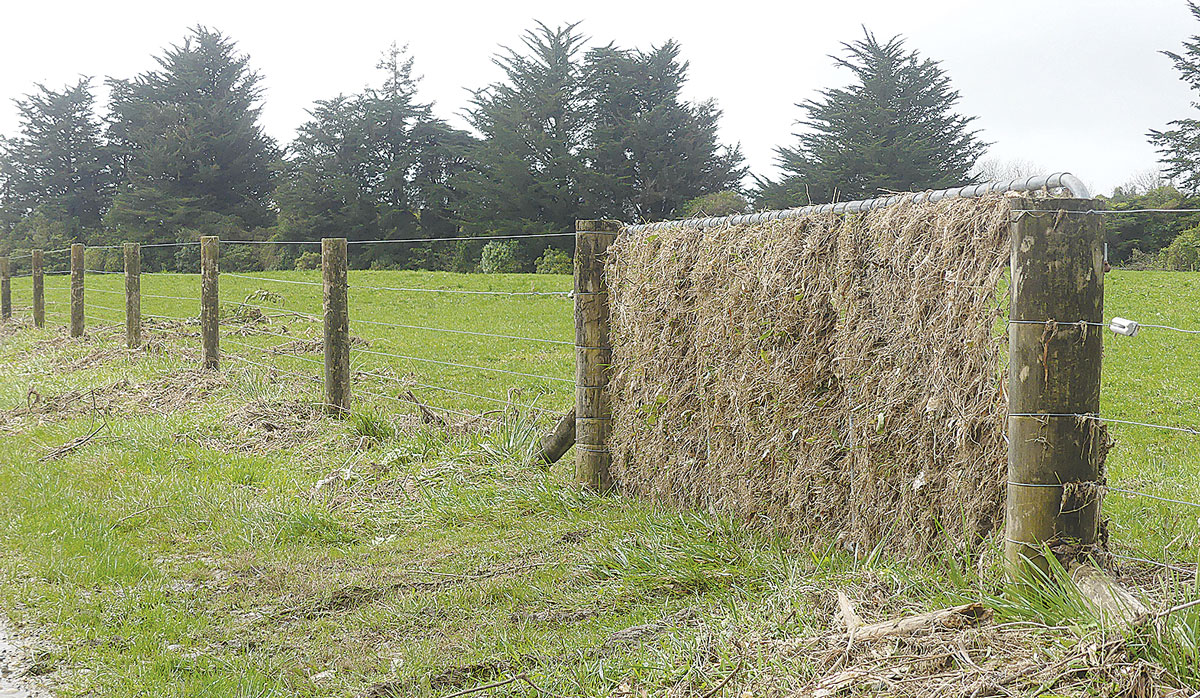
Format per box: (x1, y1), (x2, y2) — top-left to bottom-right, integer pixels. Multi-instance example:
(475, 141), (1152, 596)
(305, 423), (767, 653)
(322, 237), (350, 415)
(533, 406), (576, 465)
(1005, 198), (1105, 576)
(200, 236), (219, 369)
(574, 220), (621, 491)
(70, 243), (84, 337)
(0, 256), (10, 321)
(124, 243), (141, 349)
(31, 249), (43, 328)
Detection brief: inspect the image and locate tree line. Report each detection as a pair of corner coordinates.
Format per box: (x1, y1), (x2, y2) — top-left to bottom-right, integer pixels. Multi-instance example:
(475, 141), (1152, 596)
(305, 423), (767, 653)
(5, 14), (1200, 272)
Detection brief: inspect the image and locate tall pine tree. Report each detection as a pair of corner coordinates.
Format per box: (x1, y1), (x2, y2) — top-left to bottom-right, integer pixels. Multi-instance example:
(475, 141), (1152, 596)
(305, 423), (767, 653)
(277, 44), (474, 268)
(1150, 2), (1200, 193)
(0, 79), (115, 251)
(584, 41), (745, 222)
(459, 21), (591, 247)
(757, 30), (985, 209)
(105, 26), (279, 247)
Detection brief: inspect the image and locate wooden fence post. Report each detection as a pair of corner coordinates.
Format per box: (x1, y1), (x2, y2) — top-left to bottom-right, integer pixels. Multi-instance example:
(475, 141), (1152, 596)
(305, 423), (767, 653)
(574, 220), (621, 491)
(31, 249), (43, 328)
(200, 236), (219, 369)
(0, 257), (10, 321)
(124, 243), (141, 349)
(70, 243), (84, 337)
(322, 237), (350, 415)
(1005, 198), (1105, 576)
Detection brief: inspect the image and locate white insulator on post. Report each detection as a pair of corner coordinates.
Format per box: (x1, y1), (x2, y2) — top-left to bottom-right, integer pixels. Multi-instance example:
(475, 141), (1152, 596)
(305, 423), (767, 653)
(1110, 317), (1140, 337)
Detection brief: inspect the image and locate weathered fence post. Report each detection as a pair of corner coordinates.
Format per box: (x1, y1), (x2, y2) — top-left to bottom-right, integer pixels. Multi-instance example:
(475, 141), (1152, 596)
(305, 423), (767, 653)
(0, 256), (10, 321)
(124, 243), (141, 349)
(31, 249), (43, 328)
(200, 236), (219, 369)
(574, 220), (621, 491)
(322, 237), (350, 415)
(1005, 198), (1105, 576)
(70, 243), (84, 337)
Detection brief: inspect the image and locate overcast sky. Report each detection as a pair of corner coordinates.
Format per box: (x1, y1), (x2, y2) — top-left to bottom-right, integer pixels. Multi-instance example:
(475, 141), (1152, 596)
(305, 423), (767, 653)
(1, 0), (1196, 197)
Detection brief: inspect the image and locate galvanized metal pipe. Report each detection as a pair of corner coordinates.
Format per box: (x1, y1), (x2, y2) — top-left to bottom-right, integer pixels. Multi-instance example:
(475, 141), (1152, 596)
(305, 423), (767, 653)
(625, 172), (1091, 233)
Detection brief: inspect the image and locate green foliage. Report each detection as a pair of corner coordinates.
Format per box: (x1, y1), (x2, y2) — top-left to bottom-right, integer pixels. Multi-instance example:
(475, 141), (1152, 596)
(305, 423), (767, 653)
(534, 247), (572, 274)
(1103, 183), (1200, 263)
(681, 190), (749, 218)
(1164, 226), (1200, 270)
(1150, 2), (1200, 194)
(756, 29), (986, 208)
(478, 240), (523, 273)
(583, 42), (745, 221)
(293, 251), (321, 270)
(104, 27), (279, 243)
(275, 44), (474, 269)
(458, 22), (591, 243)
(0, 79), (115, 249)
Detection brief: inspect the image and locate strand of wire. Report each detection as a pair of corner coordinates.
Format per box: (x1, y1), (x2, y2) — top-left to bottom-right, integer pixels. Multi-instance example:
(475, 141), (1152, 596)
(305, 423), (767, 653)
(223, 272), (324, 287)
(223, 352), (324, 385)
(351, 282), (569, 297)
(229, 302), (321, 320)
(353, 317), (571, 346)
(1010, 319), (1200, 334)
(86, 242), (200, 250)
(353, 385), (500, 424)
(1008, 412), (1200, 436)
(1012, 208), (1200, 215)
(355, 367), (550, 411)
(346, 231), (574, 245)
(225, 332), (553, 412)
(221, 337), (326, 367)
(1109, 552), (1197, 576)
(352, 346), (572, 383)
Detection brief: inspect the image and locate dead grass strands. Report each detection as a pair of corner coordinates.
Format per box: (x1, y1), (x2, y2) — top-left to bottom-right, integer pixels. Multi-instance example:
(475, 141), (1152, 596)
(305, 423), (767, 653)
(607, 196), (1014, 556)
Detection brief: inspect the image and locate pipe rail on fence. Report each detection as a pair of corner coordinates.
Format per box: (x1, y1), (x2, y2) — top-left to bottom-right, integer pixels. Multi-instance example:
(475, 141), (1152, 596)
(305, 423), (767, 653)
(2, 172), (1200, 587)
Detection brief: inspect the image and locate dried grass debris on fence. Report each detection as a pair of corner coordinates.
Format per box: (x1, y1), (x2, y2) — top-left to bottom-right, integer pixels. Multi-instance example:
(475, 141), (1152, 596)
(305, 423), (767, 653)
(607, 196), (1014, 556)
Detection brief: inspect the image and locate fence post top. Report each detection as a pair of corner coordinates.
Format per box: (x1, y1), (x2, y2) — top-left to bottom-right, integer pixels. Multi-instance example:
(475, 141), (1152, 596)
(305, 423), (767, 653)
(576, 220), (624, 234)
(124, 242), (138, 249)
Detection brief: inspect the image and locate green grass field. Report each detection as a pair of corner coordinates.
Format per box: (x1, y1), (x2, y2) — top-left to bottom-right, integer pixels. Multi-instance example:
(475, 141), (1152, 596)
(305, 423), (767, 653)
(0, 268), (1196, 696)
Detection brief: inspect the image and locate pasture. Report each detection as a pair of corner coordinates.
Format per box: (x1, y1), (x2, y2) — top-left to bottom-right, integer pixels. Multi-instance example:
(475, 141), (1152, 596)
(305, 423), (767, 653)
(0, 268), (1196, 696)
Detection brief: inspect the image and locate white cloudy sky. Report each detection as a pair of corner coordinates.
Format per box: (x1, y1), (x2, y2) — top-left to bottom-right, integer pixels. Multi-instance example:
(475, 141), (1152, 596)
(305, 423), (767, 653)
(1, 0), (1196, 197)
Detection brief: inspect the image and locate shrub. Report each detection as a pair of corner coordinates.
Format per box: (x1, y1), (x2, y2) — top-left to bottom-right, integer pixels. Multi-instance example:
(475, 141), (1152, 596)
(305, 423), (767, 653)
(1163, 227), (1200, 271)
(294, 251), (321, 270)
(681, 190), (750, 218)
(479, 240), (523, 274)
(534, 247), (572, 274)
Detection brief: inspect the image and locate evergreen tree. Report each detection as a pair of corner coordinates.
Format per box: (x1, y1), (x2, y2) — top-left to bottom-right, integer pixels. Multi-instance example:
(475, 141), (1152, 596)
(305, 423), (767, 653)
(1150, 2), (1200, 194)
(0, 79), (115, 250)
(757, 29), (986, 209)
(459, 21), (590, 251)
(583, 42), (745, 222)
(105, 26), (279, 249)
(276, 44), (474, 269)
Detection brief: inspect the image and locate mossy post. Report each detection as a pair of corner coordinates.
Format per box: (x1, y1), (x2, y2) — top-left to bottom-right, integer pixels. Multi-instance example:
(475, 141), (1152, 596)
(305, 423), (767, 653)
(322, 237), (350, 415)
(70, 243), (84, 337)
(575, 219), (621, 491)
(1005, 198), (1105, 577)
(200, 236), (219, 369)
(31, 249), (43, 328)
(0, 256), (10, 321)
(124, 243), (141, 349)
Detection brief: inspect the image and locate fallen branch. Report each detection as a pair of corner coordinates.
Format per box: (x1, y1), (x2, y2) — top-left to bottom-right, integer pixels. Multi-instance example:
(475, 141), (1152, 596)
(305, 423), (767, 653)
(111, 504), (169, 529)
(761, 602), (990, 653)
(39, 423), (104, 461)
(700, 658), (744, 698)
